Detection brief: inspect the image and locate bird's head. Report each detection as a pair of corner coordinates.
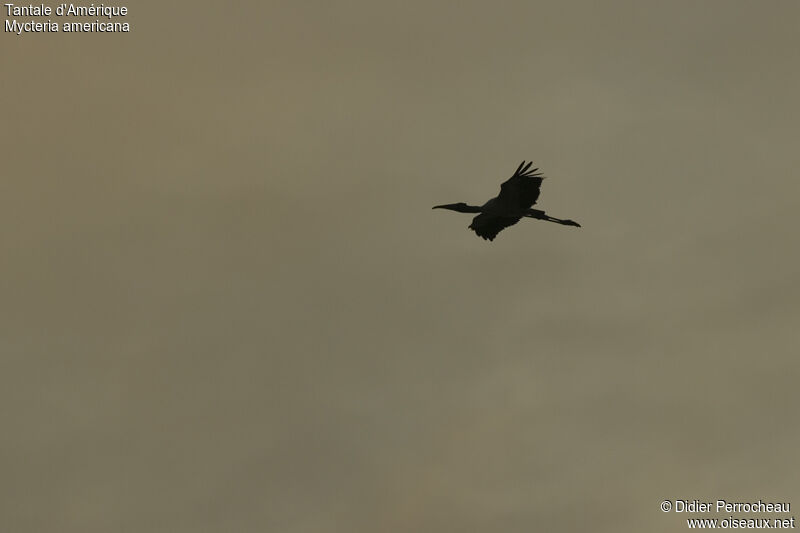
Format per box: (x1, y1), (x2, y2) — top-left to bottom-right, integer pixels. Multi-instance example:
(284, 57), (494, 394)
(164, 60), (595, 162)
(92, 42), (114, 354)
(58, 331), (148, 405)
(432, 202), (479, 213)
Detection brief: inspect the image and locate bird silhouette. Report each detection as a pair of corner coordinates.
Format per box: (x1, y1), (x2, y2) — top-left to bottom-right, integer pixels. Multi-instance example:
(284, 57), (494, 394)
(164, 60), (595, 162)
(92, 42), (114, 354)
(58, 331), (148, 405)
(433, 161), (581, 241)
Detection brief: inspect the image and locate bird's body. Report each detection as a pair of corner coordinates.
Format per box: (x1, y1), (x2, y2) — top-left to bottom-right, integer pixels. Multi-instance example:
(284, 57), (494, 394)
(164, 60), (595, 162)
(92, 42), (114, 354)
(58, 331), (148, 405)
(433, 161), (580, 241)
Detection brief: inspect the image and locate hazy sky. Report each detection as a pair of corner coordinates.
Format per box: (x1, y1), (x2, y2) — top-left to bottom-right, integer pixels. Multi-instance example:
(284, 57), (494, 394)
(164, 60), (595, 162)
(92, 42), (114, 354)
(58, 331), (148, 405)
(3, 1), (799, 531)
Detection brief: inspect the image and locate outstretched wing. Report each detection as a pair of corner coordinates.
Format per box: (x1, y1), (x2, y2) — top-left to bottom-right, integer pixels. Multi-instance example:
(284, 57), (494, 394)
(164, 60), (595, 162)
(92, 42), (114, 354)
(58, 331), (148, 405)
(498, 161), (544, 209)
(469, 214), (522, 241)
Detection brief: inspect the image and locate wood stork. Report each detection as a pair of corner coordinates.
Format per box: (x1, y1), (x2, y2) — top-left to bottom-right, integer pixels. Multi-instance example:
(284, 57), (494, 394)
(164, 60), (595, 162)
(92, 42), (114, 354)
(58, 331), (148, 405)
(433, 161), (581, 241)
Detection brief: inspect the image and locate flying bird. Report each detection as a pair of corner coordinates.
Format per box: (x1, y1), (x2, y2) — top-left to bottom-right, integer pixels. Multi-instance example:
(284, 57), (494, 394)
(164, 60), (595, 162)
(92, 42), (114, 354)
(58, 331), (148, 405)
(433, 161), (581, 241)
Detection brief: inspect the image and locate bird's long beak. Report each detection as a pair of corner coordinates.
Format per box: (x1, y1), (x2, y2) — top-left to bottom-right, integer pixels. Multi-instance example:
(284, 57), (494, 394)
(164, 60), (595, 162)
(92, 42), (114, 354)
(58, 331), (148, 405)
(432, 204), (448, 209)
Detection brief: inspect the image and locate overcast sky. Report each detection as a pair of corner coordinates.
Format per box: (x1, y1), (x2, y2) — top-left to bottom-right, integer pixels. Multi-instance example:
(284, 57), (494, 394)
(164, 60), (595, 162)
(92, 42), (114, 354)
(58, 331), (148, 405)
(3, 1), (799, 531)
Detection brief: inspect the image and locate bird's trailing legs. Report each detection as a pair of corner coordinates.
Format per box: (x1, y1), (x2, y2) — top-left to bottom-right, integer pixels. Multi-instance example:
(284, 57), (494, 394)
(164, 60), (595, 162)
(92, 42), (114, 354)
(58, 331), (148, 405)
(526, 209), (581, 227)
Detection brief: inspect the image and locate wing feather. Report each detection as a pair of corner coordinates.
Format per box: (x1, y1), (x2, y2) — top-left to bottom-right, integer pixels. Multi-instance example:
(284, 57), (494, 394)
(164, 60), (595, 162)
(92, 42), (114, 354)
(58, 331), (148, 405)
(498, 160), (544, 209)
(469, 214), (522, 241)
